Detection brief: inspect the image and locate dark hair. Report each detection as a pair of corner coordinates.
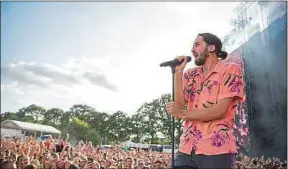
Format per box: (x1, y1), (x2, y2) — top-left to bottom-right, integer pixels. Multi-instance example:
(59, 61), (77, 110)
(126, 157), (133, 161)
(68, 164), (78, 169)
(154, 160), (162, 164)
(198, 33), (228, 60)
(23, 164), (36, 169)
(252, 160), (257, 165)
(56, 144), (63, 152)
(1, 161), (14, 169)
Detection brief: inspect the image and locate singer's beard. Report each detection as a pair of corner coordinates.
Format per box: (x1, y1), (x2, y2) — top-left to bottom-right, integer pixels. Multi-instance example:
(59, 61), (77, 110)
(195, 48), (209, 66)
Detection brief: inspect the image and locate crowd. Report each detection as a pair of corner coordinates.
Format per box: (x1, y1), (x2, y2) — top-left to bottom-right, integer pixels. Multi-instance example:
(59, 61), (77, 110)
(1, 135), (287, 169)
(1, 135), (170, 169)
(235, 154), (287, 169)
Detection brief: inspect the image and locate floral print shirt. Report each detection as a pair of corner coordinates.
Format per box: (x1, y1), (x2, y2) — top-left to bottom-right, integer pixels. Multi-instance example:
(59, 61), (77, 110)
(179, 61), (244, 155)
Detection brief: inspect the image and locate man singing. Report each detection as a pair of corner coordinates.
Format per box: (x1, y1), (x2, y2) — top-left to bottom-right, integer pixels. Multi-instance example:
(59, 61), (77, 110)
(166, 33), (244, 169)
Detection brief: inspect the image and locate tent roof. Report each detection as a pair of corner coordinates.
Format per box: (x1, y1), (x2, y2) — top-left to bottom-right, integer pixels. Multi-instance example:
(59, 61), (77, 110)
(1, 120), (61, 134)
(121, 141), (135, 144)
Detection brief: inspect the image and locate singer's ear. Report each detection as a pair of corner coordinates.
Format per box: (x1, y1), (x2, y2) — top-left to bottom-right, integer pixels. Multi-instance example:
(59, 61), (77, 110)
(207, 45), (215, 53)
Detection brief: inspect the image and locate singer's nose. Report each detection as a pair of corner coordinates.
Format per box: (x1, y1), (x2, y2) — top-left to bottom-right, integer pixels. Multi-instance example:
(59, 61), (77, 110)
(191, 47), (195, 54)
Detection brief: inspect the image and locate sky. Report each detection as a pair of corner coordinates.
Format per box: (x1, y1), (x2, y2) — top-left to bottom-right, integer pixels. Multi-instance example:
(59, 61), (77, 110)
(1, 2), (241, 115)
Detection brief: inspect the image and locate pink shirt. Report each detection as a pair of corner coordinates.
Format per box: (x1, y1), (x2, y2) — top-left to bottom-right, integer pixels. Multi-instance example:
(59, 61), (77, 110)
(179, 60), (245, 155)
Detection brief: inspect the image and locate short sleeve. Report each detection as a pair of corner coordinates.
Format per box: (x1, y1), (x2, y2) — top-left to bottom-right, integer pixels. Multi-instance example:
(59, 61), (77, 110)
(182, 70), (190, 103)
(218, 64), (244, 102)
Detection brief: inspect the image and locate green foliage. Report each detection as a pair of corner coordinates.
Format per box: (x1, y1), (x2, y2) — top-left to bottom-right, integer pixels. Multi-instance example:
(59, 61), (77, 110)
(1, 93), (183, 145)
(85, 130), (101, 145)
(71, 117), (89, 128)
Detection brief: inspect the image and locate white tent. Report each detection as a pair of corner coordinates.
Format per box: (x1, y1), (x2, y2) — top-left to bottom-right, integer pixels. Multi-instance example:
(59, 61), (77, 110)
(1, 120), (61, 138)
(120, 141), (149, 149)
(120, 141), (136, 147)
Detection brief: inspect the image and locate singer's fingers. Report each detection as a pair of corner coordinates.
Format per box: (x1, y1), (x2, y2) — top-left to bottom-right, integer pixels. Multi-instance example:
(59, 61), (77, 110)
(166, 106), (170, 112)
(166, 103), (173, 110)
(167, 102), (174, 107)
(175, 55), (186, 62)
(167, 108), (173, 114)
(166, 105), (170, 110)
(182, 56), (188, 63)
(166, 104), (171, 109)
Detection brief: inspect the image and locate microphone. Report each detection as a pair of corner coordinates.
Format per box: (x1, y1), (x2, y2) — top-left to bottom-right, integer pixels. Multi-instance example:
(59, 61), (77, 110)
(160, 56), (192, 67)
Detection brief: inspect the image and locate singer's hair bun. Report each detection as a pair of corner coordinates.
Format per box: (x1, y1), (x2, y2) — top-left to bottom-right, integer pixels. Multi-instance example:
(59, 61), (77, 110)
(218, 50), (228, 60)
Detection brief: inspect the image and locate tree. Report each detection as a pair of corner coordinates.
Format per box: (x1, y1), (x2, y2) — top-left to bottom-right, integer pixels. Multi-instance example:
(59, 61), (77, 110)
(24, 104), (46, 122)
(15, 107), (35, 123)
(44, 108), (64, 126)
(62, 117), (101, 145)
(1, 112), (19, 122)
(128, 113), (146, 143)
(60, 111), (71, 129)
(1, 93), (185, 145)
(155, 94), (183, 145)
(69, 104), (95, 121)
(87, 111), (110, 144)
(85, 130), (101, 145)
(107, 111), (130, 143)
(137, 101), (161, 143)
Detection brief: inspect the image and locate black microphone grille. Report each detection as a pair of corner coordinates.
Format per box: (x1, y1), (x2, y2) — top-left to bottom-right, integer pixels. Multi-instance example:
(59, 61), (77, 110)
(186, 56), (192, 62)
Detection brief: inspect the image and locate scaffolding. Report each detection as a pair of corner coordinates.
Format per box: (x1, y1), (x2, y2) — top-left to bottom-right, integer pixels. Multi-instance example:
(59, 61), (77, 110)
(231, 1), (256, 156)
(232, 2), (253, 41)
(258, 2), (270, 46)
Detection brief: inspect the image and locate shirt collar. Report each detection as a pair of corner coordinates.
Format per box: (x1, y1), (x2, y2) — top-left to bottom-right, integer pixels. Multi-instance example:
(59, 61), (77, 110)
(198, 60), (223, 75)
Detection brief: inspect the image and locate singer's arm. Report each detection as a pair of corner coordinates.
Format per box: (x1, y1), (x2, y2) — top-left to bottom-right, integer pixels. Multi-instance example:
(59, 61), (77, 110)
(174, 71), (186, 110)
(180, 63), (244, 121)
(180, 97), (233, 121)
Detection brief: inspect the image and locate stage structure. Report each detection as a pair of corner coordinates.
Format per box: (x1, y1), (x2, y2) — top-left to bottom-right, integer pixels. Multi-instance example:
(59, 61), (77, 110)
(223, 1), (287, 160)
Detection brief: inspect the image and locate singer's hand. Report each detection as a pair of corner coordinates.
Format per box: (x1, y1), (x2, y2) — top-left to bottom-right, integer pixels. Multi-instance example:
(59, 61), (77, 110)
(175, 56), (188, 72)
(166, 102), (183, 119)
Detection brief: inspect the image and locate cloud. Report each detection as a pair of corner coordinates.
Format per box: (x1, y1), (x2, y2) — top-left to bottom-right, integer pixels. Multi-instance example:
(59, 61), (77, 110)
(0, 57), (119, 114)
(83, 72), (117, 91)
(1, 60), (117, 91)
